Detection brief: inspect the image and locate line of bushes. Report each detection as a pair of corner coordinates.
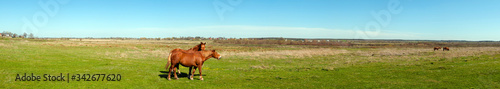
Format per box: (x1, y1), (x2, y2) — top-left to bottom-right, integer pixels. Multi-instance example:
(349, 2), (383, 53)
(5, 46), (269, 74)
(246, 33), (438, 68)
(214, 39), (352, 46)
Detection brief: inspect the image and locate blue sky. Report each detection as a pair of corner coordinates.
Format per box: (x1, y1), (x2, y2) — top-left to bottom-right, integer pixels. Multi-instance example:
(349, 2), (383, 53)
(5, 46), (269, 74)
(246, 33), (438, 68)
(0, 0), (499, 41)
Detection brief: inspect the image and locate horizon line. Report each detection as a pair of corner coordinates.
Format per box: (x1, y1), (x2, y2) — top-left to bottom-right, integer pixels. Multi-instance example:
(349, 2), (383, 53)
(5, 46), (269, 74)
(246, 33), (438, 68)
(14, 36), (500, 42)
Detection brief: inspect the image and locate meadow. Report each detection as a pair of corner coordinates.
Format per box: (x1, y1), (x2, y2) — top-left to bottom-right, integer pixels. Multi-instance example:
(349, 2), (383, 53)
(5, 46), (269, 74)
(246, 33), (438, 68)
(1, 38), (499, 88)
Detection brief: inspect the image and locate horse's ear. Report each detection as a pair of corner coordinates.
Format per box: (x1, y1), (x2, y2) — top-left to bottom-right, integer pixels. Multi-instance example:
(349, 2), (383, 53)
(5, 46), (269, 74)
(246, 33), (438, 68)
(204, 42), (207, 44)
(200, 42), (203, 44)
(212, 50), (216, 52)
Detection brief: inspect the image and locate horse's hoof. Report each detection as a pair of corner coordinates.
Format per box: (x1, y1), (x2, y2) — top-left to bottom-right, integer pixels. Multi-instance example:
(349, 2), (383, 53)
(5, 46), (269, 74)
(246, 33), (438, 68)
(190, 78), (194, 80)
(168, 78), (171, 80)
(200, 78), (204, 81)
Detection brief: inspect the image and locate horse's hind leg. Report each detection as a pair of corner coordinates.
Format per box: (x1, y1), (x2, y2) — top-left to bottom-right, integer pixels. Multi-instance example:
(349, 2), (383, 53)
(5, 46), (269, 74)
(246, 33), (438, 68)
(167, 64), (174, 80)
(174, 64), (179, 79)
(173, 68), (179, 79)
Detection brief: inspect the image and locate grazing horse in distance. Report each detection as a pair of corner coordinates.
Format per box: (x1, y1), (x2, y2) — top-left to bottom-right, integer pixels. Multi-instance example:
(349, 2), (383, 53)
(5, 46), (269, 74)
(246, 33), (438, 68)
(443, 47), (450, 51)
(434, 47), (441, 51)
(167, 50), (222, 80)
(167, 42), (206, 74)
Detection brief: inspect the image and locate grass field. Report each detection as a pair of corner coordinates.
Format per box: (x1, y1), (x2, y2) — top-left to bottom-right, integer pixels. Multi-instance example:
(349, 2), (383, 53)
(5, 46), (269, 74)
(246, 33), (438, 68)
(1, 38), (499, 88)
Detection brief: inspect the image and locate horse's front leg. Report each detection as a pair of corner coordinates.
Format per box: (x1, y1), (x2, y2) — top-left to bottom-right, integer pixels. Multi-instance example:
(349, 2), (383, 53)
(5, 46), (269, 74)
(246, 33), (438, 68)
(177, 67), (181, 74)
(188, 67), (193, 80)
(198, 65), (203, 80)
(191, 67), (197, 80)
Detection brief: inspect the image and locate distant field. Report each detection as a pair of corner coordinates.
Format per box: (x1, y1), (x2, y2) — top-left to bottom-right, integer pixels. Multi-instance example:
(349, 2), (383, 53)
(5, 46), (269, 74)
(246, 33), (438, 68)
(1, 38), (499, 88)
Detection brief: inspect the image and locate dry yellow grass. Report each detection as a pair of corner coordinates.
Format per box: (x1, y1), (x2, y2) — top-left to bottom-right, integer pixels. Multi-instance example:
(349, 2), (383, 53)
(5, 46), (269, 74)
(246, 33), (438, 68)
(353, 47), (500, 57)
(28, 39), (500, 66)
(0, 43), (18, 49)
(221, 48), (349, 59)
(332, 47), (500, 66)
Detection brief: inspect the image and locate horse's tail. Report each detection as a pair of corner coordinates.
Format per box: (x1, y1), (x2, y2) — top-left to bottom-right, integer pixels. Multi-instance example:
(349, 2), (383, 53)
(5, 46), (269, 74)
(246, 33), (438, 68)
(165, 52), (172, 70)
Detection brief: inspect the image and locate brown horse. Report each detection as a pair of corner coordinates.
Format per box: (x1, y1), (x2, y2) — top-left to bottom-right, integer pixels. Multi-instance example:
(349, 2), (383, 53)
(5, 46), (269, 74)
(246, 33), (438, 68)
(443, 47), (450, 51)
(166, 50), (221, 80)
(167, 42), (206, 74)
(434, 47), (441, 51)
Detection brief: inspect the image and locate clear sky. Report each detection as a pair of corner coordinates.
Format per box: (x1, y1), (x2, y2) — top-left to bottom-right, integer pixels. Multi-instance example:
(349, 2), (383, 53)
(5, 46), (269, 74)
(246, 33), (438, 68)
(0, 0), (499, 41)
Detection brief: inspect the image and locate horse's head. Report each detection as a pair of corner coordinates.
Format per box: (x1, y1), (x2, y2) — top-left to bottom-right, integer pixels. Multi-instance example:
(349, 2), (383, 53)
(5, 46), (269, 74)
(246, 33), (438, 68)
(210, 50), (222, 60)
(200, 42), (206, 51)
(191, 42), (206, 51)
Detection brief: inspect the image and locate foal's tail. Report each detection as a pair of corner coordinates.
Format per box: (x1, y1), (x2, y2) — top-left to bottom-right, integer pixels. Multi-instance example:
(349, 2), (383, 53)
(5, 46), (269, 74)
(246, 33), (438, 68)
(165, 52), (172, 70)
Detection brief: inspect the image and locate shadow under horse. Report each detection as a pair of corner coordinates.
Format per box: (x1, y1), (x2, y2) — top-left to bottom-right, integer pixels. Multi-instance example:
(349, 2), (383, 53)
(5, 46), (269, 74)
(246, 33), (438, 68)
(158, 71), (205, 79)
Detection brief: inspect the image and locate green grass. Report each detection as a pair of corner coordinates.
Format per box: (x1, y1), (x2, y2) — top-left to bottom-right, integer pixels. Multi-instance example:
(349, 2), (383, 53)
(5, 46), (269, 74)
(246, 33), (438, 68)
(1, 39), (499, 88)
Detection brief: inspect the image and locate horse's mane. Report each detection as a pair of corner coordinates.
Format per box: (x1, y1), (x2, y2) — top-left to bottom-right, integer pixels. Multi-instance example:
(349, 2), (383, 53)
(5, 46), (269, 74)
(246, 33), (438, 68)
(188, 42), (204, 51)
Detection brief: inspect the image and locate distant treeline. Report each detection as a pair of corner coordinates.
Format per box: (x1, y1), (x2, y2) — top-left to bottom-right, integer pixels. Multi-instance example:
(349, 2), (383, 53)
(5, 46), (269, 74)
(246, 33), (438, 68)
(35, 36), (229, 40)
(1, 31), (34, 38)
(214, 38), (352, 46)
(3, 32), (499, 47)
